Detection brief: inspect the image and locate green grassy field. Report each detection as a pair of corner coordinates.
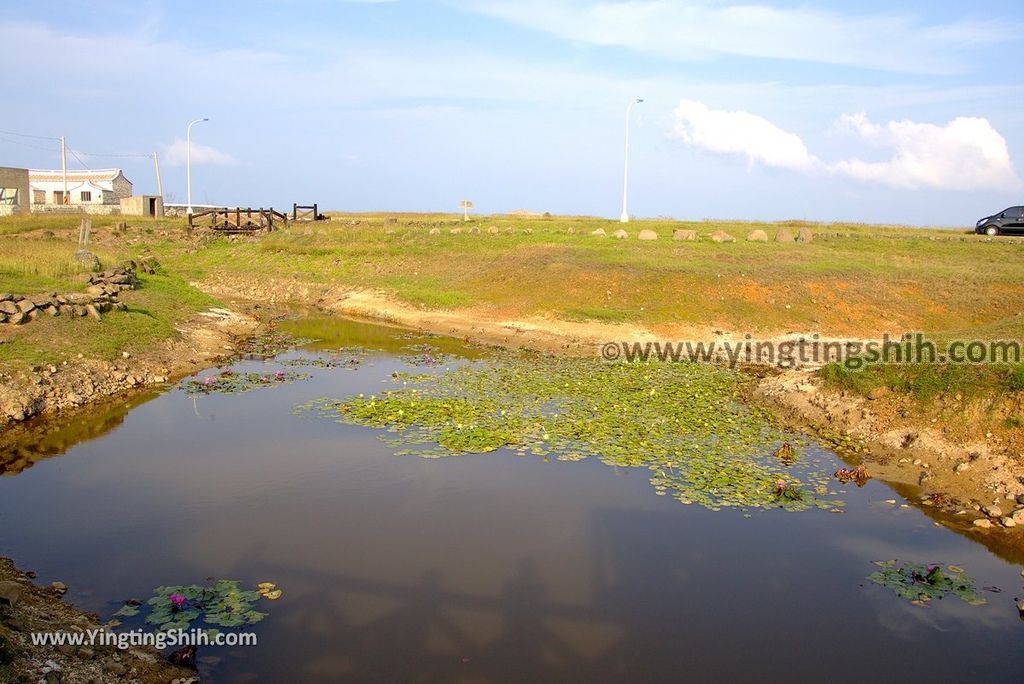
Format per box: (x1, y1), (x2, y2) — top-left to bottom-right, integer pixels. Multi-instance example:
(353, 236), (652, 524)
(2, 212), (1022, 392)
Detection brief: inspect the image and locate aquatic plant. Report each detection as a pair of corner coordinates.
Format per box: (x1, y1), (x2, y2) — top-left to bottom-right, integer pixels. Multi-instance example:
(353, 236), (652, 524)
(181, 368), (309, 395)
(400, 343), (455, 367)
(280, 349), (366, 370)
(113, 579), (273, 632)
(304, 353), (841, 512)
(867, 561), (986, 606)
(834, 464), (870, 486)
(237, 330), (314, 359)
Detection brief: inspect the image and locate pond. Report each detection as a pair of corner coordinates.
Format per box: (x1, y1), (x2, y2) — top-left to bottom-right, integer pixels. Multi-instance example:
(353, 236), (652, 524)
(1, 317), (1022, 682)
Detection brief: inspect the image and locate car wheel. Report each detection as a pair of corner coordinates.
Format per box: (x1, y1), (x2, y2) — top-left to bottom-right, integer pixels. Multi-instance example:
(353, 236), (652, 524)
(985, 226), (999, 236)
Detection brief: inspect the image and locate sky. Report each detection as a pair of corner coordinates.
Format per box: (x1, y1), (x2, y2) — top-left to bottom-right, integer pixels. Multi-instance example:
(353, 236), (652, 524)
(1, 0), (1022, 226)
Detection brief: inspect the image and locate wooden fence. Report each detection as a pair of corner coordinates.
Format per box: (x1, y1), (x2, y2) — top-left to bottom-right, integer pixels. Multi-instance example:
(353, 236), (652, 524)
(188, 208), (287, 233)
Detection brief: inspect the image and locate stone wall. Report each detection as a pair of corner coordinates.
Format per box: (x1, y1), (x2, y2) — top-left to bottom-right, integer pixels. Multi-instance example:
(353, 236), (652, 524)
(30, 204), (123, 215)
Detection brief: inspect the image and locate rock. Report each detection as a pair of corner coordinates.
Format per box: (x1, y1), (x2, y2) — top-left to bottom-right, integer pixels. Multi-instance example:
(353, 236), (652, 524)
(84, 305), (102, 320)
(50, 581), (68, 595)
(102, 661), (127, 675)
(487, 226), (500, 234)
(0, 293), (11, 301)
(746, 229), (769, 242)
(56, 643), (77, 656)
(523, 228), (533, 234)
(504, 227), (515, 234)
(709, 230), (735, 243)
(1001, 516), (1016, 528)
(972, 518), (993, 529)
(9, 312), (27, 325)
(797, 226), (814, 243)
(469, 226), (480, 234)
(566, 227), (576, 234)
(449, 228), (462, 234)
(0, 312), (6, 324)
(954, 462), (970, 474)
(866, 387), (889, 400)
(637, 229), (658, 241)
(0, 580), (25, 607)
(590, 228), (607, 237)
(16, 299), (35, 313)
(775, 228), (795, 242)
(613, 229), (628, 239)
(74, 249), (101, 270)
(77, 647), (95, 660)
(672, 229), (697, 241)
(428, 227), (440, 235)
(44, 671), (61, 684)
(983, 505), (1003, 518)
(1011, 508), (1024, 525)
(0, 301), (17, 315)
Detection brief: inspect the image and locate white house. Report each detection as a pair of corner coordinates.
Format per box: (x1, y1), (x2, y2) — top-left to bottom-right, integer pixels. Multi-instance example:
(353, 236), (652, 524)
(29, 169), (132, 206)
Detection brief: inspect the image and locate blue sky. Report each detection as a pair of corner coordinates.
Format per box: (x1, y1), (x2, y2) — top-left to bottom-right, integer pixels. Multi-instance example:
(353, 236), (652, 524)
(1, 0), (1022, 225)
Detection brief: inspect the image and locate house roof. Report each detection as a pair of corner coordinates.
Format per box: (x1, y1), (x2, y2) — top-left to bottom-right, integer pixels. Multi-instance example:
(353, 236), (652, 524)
(28, 169), (128, 184)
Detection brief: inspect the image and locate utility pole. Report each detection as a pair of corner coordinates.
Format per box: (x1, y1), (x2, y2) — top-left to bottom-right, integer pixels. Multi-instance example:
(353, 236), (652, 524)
(60, 135), (68, 205)
(152, 151), (163, 198)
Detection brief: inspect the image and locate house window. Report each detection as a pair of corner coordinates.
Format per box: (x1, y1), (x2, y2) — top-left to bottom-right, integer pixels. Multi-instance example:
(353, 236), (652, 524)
(53, 191), (65, 205)
(0, 188), (17, 206)
(33, 189), (44, 204)
(80, 191), (92, 202)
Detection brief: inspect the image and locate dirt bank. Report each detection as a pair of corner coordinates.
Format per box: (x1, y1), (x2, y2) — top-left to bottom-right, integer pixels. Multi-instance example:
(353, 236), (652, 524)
(0, 558), (195, 683)
(756, 370), (1024, 532)
(0, 306), (258, 430)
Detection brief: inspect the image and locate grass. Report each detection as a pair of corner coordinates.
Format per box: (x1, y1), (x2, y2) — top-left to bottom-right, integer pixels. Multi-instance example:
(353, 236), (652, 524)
(0, 271), (218, 369)
(152, 212), (1024, 340)
(819, 361), (1024, 401)
(1, 210), (1023, 403)
(0, 215), (217, 372)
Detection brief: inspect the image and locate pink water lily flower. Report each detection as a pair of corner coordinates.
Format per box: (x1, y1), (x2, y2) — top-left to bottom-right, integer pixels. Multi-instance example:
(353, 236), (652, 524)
(169, 593), (187, 609)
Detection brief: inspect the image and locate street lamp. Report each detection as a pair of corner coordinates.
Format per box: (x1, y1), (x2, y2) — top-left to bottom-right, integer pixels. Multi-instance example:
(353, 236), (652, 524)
(186, 117), (209, 215)
(620, 98), (643, 223)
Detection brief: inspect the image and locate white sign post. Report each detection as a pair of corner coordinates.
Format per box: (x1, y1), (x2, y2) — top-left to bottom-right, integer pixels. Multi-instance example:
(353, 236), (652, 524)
(459, 199), (474, 222)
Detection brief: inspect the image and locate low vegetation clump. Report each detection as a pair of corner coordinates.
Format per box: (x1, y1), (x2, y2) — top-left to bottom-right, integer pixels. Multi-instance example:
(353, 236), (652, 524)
(305, 353), (841, 512)
(112, 579), (276, 633)
(867, 561), (986, 606)
(181, 368), (309, 394)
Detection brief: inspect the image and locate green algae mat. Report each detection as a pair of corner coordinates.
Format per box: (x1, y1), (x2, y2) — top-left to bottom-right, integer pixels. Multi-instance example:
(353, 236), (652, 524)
(304, 353), (842, 513)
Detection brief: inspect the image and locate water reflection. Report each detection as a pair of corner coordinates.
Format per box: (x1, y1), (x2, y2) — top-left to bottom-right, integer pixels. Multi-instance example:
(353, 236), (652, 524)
(0, 317), (1022, 682)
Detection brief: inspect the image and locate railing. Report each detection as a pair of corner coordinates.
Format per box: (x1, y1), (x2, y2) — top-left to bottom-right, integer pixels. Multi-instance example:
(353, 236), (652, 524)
(187, 208), (287, 233)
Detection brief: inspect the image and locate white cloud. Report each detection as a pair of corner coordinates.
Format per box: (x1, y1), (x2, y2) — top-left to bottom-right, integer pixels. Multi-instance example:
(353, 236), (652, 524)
(159, 138), (236, 167)
(458, 0), (1011, 74)
(829, 113), (1020, 191)
(670, 100), (1021, 191)
(671, 100), (815, 172)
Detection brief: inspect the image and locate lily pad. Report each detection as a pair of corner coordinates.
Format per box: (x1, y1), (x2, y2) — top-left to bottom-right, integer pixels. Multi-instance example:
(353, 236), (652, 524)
(867, 561), (986, 606)
(302, 352), (840, 513)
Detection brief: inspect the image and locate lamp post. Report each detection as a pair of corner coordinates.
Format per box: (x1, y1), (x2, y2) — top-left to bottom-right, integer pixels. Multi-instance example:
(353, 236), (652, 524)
(186, 117), (208, 215)
(619, 98), (643, 223)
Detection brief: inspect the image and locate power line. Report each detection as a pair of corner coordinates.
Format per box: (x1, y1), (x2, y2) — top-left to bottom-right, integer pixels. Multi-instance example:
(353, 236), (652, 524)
(0, 128), (60, 141)
(0, 135), (59, 152)
(70, 148), (150, 159)
(67, 147), (92, 170)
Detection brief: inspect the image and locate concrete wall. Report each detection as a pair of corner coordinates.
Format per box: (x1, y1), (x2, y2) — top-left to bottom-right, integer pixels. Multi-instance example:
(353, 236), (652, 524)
(0, 166), (31, 214)
(120, 195), (164, 217)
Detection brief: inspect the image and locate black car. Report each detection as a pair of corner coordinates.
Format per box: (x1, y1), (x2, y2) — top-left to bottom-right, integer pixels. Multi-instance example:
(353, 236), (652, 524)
(976, 206), (1024, 235)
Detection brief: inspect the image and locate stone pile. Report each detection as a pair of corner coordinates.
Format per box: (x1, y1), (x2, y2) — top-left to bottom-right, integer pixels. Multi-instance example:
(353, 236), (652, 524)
(0, 265), (139, 325)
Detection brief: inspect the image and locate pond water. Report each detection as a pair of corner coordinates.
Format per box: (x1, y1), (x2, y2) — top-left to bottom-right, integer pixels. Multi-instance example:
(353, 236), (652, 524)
(1, 317), (1022, 683)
